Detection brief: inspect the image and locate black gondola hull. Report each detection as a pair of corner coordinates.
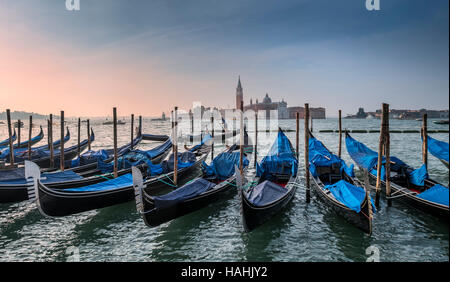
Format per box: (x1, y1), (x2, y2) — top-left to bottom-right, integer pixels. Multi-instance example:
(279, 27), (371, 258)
(241, 183), (297, 232)
(311, 175), (372, 234)
(0, 139), (170, 204)
(364, 168), (449, 219)
(142, 180), (236, 227)
(34, 154), (207, 217)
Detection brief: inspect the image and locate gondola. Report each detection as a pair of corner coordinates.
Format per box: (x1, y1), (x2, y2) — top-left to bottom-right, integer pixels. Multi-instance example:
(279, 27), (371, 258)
(0, 134), (166, 204)
(13, 126), (44, 149)
(141, 133), (170, 142)
(181, 129), (240, 143)
(26, 137), (211, 217)
(0, 127), (71, 162)
(433, 120), (449, 125)
(0, 131), (95, 203)
(308, 131), (374, 234)
(132, 144), (250, 227)
(239, 128), (299, 232)
(426, 135), (449, 168)
(0, 129), (17, 148)
(1, 128), (78, 167)
(346, 132), (449, 219)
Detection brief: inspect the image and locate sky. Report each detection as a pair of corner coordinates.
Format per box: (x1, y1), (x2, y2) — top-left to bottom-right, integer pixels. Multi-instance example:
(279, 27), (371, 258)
(0, 0), (448, 117)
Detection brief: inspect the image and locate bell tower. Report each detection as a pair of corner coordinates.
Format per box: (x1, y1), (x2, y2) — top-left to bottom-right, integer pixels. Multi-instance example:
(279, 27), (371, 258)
(236, 76), (243, 109)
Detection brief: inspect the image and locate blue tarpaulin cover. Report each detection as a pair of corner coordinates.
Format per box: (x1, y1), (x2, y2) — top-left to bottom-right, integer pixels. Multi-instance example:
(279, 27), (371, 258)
(0, 170), (83, 185)
(202, 151), (249, 180)
(71, 149), (109, 167)
(65, 173), (133, 192)
(309, 137), (354, 178)
(153, 178), (215, 209)
(324, 180), (370, 213)
(427, 135), (449, 163)
(247, 180), (288, 207)
(70, 136), (155, 168)
(346, 134), (406, 172)
(256, 130), (298, 180)
(97, 140), (176, 174)
(408, 164), (428, 186)
(1, 130), (70, 160)
(417, 184), (449, 206)
(0, 130), (16, 148)
(189, 134), (212, 152)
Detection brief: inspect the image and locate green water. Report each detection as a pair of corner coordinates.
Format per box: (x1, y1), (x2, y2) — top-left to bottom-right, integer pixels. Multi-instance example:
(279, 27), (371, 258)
(0, 118), (448, 261)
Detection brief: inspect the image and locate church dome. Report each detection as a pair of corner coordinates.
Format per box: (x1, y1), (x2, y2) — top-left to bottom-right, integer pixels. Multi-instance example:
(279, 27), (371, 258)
(263, 93), (272, 104)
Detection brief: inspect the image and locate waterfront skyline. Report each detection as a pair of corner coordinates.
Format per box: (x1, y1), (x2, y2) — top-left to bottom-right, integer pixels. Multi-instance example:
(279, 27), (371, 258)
(0, 0), (448, 117)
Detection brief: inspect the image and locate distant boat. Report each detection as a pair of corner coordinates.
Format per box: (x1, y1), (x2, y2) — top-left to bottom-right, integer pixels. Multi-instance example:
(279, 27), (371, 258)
(103, 120), (126, 125)
(415, 118), (422, 121)
(13, 121), (24, 128)
(433, 120), (449, 125)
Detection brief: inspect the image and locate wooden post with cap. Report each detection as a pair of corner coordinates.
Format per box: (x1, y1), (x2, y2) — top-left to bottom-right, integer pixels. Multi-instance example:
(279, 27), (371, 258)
(113, 108), (118, 178)
(28, 116), (33, 160)
(60, 111), (65, 171)
(305, 104), (310, 203)
(6, 109), (14, 167)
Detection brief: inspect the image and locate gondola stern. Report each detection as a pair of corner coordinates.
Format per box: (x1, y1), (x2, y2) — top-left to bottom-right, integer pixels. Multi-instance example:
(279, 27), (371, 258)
(24, 160), (40, 202)
(131, 166), (145, 214)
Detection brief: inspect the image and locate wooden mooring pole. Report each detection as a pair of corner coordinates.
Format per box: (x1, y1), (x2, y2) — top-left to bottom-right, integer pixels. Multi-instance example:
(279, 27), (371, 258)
(60, 111), (65, 171)
(211, 116), (214, 161)
(375, 103), (389, 207)
(189, 109), (194, 135)
(383, 104), (391, 206)
(139, 115), (142, 136)
(113, 108), (118, 178)
(17, 119), (21, 146)
(305, 104), (310, 203)
(254, 111), (258, 167)
(131, 114), (134, 150)
(295, 112), (299, 160)
(87, 119), (91, 151)
(422, 113), (428, 169)
(49, 114), (54, 168)
(239, 101), (244, 175)
(338, 110), (342, 158)
(173, 107), (178, 187)
(28, 116), (33, 160)
(6, 109), (14, 167)
(77, 118), (81, 158)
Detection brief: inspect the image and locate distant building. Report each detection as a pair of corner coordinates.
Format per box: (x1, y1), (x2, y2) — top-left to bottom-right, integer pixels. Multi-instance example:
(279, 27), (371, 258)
(235, 77), (325, 119)
(236, 76), (243, 109)
(345, 108), (368, 119)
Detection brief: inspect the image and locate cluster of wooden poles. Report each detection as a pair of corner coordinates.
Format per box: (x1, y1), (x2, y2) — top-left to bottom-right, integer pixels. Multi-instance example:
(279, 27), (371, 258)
(303, 103), (433, 208)
(3, 102), (433, 207)
(2, 108), (142, 177)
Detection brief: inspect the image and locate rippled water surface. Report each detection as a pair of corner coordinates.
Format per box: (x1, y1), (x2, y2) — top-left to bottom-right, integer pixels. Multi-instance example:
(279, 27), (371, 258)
(0, 117), (448, 261)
